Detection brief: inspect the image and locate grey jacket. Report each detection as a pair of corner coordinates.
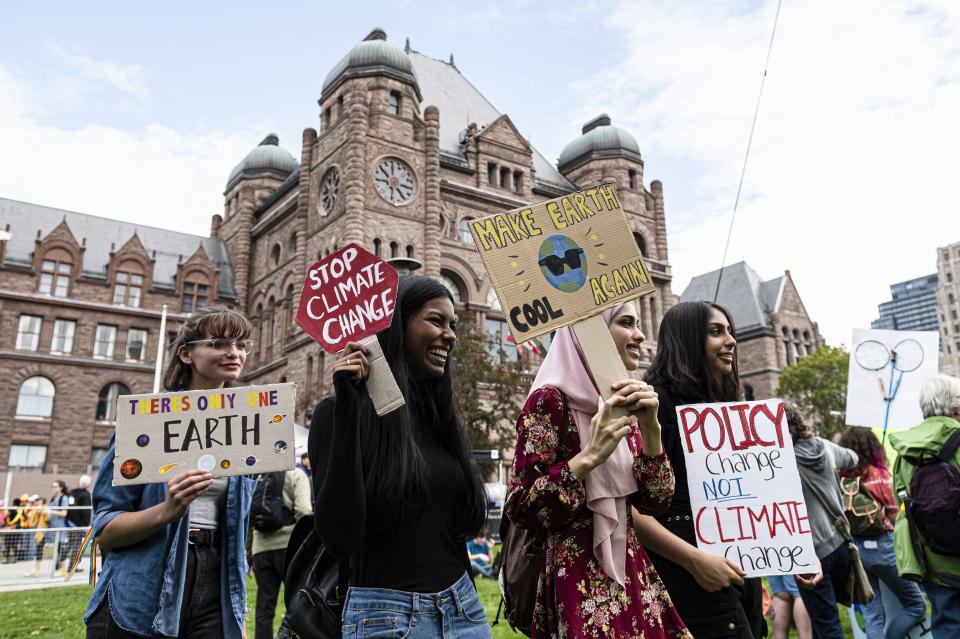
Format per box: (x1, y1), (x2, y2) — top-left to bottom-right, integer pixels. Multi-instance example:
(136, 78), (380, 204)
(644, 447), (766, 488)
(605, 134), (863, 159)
(794, 437), (858, 559)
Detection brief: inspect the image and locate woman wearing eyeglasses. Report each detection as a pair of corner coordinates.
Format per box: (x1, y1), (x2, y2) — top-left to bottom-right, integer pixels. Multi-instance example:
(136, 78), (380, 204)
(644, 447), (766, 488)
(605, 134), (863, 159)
(84, 306), (256, 639)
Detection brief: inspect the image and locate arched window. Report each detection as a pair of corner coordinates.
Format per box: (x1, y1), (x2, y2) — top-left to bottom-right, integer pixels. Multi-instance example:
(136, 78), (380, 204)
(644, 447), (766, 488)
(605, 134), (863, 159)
(96, 382), (130, 422)
(38, 248), (73, 296)
(181, 274), (210, 313)
(16, 376), (55, 418)
(628, 169), (637, 189)
(388, 91), (401, 115)
(439, 272), (463, 303)
(406, 245), (414, 258)
(373, 238), (382, 257)
(458, 218), (475, 244)
(633, 232), (647, 257)
(390, 242), (399, 258)
(113, 261), (144, 307)
(744, 384), (755, 401)
(271, 244), (282, 266)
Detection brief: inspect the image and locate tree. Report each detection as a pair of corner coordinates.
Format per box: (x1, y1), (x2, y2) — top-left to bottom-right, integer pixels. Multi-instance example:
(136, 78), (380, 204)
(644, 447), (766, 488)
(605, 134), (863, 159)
(776, 344), (849, 439)
(451, 313), (527, 466)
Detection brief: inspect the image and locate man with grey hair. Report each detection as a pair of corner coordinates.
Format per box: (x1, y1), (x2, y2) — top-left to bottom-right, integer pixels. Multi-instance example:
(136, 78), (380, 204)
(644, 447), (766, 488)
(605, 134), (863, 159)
(64, 474), (92, 571)
(890, 374), (960, 638)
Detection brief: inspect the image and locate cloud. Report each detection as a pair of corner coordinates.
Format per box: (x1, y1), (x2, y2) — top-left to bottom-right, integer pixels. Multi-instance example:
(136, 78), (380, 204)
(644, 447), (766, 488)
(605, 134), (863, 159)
(0, 65), (270, 237)
(43, 41), (151, 100)
(571, 0), (960, 344)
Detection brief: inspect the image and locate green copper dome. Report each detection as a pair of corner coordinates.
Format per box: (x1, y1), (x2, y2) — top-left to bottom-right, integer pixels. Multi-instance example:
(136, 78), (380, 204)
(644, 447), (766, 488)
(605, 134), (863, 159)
(558, 115), (641, 171)
(226, 134), (298, 188)
(322, 28), (417, 96)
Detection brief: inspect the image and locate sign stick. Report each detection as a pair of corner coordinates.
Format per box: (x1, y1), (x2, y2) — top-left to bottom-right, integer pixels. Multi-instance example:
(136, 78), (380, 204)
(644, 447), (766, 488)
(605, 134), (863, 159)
(153, 304), (167, 393)
(359, 335), (405, 416)
(571, 314), (629, 418)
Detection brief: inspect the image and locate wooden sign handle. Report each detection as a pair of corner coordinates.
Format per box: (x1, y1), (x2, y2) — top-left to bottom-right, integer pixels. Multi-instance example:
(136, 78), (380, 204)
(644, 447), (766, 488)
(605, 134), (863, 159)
(571, 314), (630, 419)
(359, 335), (405, 416)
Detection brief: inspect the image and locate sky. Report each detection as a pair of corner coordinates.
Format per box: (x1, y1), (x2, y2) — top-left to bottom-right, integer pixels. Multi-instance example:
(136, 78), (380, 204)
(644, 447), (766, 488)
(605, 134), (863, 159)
(1, 0), (957, 346)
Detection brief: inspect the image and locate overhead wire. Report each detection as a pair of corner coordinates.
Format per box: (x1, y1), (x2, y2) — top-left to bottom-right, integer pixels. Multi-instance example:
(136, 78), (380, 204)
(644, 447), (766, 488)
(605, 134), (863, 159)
(712, 0), (784, 303)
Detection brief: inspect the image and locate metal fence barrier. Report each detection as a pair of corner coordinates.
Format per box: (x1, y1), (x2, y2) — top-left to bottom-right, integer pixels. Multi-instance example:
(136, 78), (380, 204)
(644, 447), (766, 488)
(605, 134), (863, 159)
(1, 506), (92, 586)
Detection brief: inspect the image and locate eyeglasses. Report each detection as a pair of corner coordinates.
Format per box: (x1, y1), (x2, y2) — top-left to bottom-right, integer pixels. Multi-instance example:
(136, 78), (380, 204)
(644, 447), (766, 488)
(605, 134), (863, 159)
(186, 338), (255, 353)
(538, 248), (585, 276)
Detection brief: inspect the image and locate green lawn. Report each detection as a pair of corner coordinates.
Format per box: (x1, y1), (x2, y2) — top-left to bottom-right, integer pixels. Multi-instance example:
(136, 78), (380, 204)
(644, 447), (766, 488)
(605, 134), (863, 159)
(0, 577), (848, 638)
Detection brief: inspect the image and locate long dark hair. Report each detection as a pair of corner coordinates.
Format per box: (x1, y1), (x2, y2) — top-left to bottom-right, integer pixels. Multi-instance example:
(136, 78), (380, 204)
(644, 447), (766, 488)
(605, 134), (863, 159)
(163, 306), (252, 391)
(644, 301), (739, 403)
(356, 275), (486, 539)
(838, 426), (888, 476)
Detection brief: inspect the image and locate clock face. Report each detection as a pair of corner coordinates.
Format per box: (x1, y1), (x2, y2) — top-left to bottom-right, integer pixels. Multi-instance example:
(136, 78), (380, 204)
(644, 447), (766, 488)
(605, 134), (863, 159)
(318, 168), (340, 217)
(373, 158), (415, 205)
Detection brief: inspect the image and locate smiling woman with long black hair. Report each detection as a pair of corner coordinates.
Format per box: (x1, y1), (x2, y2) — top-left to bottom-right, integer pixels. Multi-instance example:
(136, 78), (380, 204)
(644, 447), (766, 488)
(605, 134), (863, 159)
(308, 275), (492, 639)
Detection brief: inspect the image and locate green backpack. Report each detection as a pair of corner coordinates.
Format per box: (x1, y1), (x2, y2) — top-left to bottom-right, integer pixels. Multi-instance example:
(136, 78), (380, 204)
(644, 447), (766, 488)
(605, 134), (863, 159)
(839, 476), (887, 536)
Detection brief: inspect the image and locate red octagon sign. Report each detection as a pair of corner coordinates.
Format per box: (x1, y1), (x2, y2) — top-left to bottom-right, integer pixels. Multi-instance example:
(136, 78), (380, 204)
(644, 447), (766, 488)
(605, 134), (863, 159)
(295, 244), (399, 354)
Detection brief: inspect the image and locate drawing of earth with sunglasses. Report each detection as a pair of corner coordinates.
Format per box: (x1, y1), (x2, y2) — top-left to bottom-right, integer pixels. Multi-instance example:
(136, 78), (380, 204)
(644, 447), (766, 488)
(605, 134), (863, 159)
(538, 235), (587, 292)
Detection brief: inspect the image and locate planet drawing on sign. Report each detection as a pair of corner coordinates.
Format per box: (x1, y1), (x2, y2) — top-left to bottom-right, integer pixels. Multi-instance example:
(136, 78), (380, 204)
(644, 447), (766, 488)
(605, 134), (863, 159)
(245, 456), (258, 467)
(274, 440), (288, 454)
(269, 414), (286, 424)
(538, 235), (587, 292)
(197, 455), (216, 472)
(136, 434), (150, 447)
(120, 459), (142, 480)
(220, 460), (231, 469)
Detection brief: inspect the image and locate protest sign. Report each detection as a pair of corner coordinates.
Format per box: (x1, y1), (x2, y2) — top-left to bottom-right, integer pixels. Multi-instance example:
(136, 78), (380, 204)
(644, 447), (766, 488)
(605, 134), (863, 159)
(846, 328), (939, 435)
(470, 183), (655, 413)
(678, 398), (817, 577)
(469, 182), (654, 343)
(114, 383), (296, 486)
(295, 243), (403, 416)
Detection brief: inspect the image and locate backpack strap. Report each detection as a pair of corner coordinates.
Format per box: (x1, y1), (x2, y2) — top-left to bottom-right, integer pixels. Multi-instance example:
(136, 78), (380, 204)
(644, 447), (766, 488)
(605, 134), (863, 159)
(799, 469), (852, 542)
(937, 429), (960, 463)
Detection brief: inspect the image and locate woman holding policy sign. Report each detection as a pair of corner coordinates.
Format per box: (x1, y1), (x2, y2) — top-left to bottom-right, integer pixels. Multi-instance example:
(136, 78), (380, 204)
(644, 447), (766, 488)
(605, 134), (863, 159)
(635, 301), (767, 639)
(309, 275), (492, 639)
(85, 307), (256, 639)
(504, 301), (692, 639)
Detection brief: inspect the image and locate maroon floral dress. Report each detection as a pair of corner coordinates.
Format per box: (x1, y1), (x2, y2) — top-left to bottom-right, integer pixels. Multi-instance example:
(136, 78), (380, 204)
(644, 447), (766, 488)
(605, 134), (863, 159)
(505, 388), (693, 639)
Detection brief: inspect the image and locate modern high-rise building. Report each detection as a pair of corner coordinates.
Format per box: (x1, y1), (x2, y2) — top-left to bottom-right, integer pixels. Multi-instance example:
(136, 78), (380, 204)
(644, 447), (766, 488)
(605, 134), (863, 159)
(936, 243), (960, 375)
(871, 274), (939, 332)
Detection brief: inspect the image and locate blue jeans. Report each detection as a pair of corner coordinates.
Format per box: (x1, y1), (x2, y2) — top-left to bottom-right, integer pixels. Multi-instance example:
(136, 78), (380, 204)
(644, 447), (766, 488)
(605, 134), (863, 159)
(342, 572), (492, 639)
(798, 541), (850, 639)
(925, 581), (960, 639)
(855, 531), (927, 639)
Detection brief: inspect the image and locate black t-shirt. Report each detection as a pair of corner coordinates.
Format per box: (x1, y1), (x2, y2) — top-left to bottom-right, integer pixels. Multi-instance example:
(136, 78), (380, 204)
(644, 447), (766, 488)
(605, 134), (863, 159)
(68, 487), (92, 526)
(308, 372), (470, 592)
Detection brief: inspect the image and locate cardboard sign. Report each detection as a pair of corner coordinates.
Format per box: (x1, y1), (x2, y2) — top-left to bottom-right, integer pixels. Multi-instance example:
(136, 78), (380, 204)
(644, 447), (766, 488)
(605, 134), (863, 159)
(469, 183), (654, 343)
(295, 244), (404, 416)
(113, 383), (296, 486)
(846, 328), (939, 433)
(677, 399), (817, 578)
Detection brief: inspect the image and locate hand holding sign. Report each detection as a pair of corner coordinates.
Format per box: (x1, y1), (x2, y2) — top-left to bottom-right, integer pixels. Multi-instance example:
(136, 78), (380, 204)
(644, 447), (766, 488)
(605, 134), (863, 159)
(296, 244), (403, 416)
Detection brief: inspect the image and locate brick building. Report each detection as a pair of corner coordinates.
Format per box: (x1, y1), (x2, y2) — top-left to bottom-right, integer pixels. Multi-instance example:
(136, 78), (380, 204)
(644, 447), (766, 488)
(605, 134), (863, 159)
(937, 241), (960, 375)
(0, 28), (677, 473)
(680, 262), (823, 400)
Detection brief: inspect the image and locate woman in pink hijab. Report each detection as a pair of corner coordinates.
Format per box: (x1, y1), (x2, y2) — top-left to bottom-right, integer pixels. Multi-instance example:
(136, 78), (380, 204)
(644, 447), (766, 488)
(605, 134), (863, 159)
(505, 302), (692, 639)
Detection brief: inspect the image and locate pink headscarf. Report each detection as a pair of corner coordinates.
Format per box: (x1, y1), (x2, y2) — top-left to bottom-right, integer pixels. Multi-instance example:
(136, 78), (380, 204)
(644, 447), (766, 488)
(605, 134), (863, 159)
(527, 304), (638, 585)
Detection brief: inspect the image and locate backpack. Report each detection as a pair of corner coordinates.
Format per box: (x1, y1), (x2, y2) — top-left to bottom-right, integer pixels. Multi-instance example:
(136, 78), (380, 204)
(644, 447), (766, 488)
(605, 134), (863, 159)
(900, 429), (960, 557)
(493, 390), (569, 637)
(839, 476), (886, 537)
(251, 471), (295, 532)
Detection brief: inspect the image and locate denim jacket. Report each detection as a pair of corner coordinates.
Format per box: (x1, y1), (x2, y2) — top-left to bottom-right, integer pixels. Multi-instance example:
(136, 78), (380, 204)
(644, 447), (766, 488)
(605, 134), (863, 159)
(83, 434), (255, 637)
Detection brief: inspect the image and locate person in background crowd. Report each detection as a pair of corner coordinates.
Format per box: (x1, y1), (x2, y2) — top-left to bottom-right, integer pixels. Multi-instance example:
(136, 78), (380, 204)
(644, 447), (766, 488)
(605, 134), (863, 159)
(251, 468), (311, 639)
(838, 426), (927, 639)
(767, 575), (812, 639)
(83, 306), (256, 639)
(48, 479), (70, 574)
(789, 401), (858, 639)
(65, 475), (92, 572)
(465, 531), (494, 578)
(506, 301), (689, 639)
(890, 375), (960, 639)
(296, 452), (311, 479)
(24, 495), (49, 577)
(3, 496), (26, 564)
(310, 275), (492, 639)
(635, 301), (765, 639)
